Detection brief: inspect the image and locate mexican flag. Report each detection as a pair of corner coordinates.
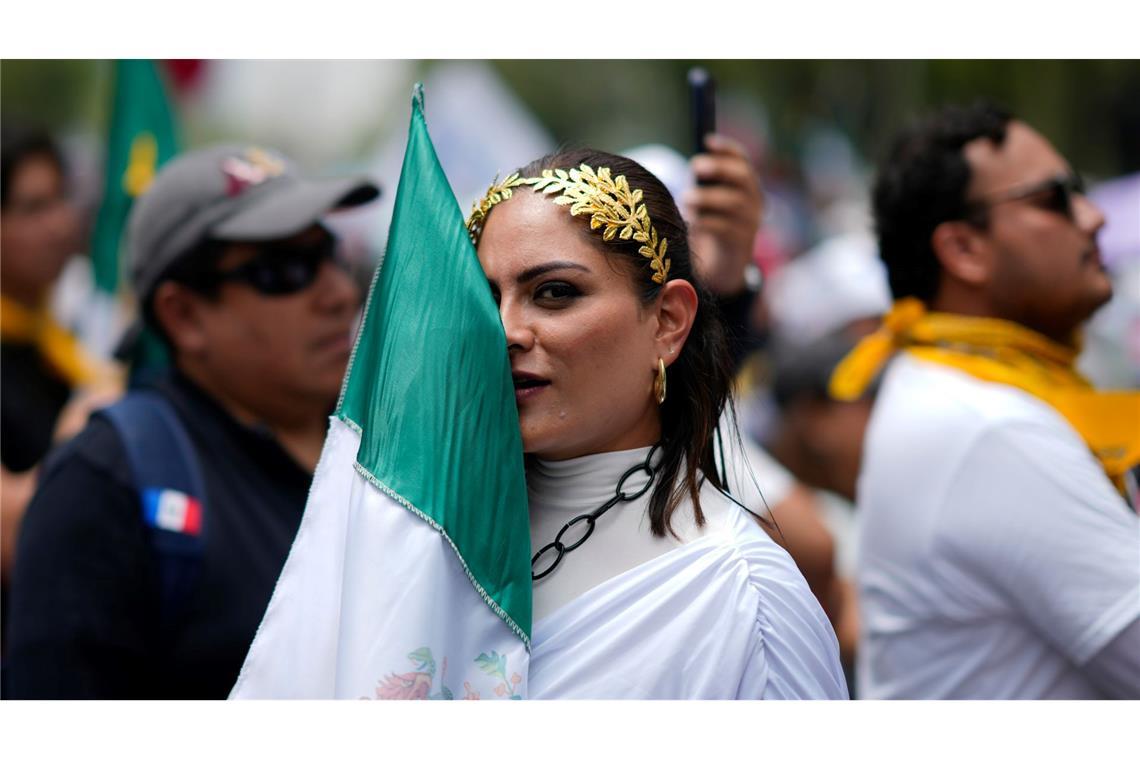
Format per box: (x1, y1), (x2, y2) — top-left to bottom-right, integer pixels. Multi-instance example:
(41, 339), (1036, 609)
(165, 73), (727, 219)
(90, 59), (180, 295)
(231, 87), (533, 700)
(88, 60), (180, 365)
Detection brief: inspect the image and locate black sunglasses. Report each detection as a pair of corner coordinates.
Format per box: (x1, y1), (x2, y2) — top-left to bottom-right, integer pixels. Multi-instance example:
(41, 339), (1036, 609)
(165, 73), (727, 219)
(209, 232), (341, 296)
(963, 173), (1086, 223)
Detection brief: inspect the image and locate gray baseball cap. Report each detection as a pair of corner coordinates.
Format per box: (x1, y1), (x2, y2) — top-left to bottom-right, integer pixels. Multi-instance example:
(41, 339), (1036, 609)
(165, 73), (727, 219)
(126, 143), (380, 303)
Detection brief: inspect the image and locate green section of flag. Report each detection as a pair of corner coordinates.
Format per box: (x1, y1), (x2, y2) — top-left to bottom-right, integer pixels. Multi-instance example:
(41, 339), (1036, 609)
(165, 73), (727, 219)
(338, 88), (532, 639)
(90, 60), (180, 294)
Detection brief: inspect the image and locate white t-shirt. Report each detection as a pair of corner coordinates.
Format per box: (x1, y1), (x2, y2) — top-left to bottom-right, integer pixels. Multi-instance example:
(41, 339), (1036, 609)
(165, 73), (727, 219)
(856, 354), (1140, 699)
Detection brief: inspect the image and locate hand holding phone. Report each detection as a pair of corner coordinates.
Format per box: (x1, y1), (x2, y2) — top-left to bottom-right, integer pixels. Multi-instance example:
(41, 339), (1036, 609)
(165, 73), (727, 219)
(688, 67), (717, 159)
(684, 68), (764, 296)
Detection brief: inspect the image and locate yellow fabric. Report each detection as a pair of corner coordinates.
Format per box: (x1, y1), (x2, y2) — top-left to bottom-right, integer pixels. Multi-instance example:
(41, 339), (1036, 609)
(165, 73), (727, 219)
(830, 297), (1140, 490)
(1, 294), (102, 388)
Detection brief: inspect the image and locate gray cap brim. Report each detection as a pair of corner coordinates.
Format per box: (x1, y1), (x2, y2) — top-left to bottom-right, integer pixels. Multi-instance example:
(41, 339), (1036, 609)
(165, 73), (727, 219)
(211, 175), (379, 242)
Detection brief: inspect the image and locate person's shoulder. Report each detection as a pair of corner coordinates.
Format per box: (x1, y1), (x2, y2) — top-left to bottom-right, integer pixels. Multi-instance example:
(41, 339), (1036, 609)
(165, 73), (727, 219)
(883, 353), (1062, 427)
(671, 485), (786, 566)
(679, 488), (831, 634)
(663, 487), (847, 697)
(720, 500), (847, 695)
(40, 409), (129, 483)
(707, 496), (817, 600)
(868, 354), (1080, 465)
(34, 383), (199, 498)
(862, 354), (1093, 511)
(20, 404), (140, 550)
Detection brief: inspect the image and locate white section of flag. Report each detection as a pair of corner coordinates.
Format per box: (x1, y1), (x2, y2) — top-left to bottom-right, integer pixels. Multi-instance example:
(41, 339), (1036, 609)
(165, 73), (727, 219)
(231, 416), (528, 699)
(155, 491), (189, 532)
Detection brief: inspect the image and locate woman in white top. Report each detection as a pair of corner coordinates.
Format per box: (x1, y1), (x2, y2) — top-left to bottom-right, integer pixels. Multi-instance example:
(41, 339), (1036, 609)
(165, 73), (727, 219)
(469, 148), (847, 699)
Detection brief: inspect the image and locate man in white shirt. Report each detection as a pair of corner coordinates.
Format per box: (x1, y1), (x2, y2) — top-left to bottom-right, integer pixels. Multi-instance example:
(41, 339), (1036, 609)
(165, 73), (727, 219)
(848, 102), (1140, 699)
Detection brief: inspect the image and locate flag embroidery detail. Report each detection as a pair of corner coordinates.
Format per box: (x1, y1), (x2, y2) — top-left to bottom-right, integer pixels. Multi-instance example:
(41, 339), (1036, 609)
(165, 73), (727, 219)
(142, 488), (202, 536)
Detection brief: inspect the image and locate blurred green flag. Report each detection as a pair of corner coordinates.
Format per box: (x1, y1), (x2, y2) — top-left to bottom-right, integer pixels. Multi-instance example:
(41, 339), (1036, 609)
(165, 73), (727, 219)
(90, 60), (180, 294)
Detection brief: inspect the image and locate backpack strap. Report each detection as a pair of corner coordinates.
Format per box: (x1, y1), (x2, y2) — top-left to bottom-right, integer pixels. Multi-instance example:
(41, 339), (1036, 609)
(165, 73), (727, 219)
(99, 391), (207, 631)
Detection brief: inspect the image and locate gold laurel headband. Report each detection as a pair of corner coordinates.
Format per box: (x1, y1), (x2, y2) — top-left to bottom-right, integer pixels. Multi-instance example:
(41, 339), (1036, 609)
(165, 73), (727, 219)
(466, 164), (671, 285)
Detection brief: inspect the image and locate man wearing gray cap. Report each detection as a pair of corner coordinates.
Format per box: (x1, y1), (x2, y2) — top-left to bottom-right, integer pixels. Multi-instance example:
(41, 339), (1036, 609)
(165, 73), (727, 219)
(6, 145), (379, 698)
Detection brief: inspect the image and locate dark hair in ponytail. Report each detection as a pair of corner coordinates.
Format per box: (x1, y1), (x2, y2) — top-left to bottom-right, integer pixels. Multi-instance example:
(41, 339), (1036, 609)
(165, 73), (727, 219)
(511, 148), (735, 537)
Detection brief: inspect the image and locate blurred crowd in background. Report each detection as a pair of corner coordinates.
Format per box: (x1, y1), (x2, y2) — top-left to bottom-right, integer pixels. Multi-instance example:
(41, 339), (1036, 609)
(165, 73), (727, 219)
(2, 59), (1138, 699)
(6, 60), (1137, 375)
(6, 60), (1138, 363)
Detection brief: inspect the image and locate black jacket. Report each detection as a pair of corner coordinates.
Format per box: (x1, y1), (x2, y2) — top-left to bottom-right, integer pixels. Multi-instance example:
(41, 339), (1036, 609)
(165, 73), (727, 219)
(4, 372), (312, 698)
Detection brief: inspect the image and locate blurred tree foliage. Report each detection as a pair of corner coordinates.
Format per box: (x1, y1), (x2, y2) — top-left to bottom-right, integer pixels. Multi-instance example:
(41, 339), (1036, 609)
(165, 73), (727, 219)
(2, 60), (108, 129)
(492, 60), (1140, 177)
(4, 60), (1138, 176)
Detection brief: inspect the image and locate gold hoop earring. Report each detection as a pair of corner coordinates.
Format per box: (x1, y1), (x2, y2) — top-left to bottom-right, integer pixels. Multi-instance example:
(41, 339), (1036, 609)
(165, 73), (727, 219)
(653, 357), (667, 405)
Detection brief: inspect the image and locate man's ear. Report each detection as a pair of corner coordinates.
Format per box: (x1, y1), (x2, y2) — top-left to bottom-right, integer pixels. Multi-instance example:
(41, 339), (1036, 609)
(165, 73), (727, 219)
(930, 220), (992, 288)
(150, 281), (211, 356)
(654, 279), (698, 367)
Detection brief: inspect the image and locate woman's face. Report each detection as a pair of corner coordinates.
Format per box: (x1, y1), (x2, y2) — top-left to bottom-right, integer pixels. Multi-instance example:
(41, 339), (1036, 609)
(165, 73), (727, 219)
(477, 191), (663, 461)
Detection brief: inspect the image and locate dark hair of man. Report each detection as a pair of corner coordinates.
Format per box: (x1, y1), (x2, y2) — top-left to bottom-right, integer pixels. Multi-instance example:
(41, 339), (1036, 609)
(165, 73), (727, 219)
(141, 239), (228, 350)
(509, 148), (736, 538)
(873, 101), (1013, 303)
(770, 332), (862, 409)
(1, 122), (66, 208)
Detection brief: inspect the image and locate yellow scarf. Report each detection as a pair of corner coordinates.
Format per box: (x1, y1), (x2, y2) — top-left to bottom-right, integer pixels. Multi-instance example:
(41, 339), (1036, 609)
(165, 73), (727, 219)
(1, 293), (102, 388)
(829, 297), (1140, 492)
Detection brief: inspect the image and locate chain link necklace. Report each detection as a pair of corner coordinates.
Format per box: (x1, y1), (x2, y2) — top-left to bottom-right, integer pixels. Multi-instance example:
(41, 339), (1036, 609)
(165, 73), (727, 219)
(531, 444), (661, 581)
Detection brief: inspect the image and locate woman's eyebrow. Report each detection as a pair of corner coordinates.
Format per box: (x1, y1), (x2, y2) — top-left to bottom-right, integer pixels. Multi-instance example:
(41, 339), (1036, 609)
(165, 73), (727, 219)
(516, 261), (590, 284)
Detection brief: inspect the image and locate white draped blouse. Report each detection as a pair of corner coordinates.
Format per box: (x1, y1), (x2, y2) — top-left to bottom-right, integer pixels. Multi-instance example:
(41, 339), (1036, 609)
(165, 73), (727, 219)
(526, 446), (848, 699)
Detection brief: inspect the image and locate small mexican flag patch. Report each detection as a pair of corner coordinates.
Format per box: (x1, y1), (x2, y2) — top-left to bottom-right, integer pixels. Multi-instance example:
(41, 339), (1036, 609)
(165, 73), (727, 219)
(142, 488), (202, 536)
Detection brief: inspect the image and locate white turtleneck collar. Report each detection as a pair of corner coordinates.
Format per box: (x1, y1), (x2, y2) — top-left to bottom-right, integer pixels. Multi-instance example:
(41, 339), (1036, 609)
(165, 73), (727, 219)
(526, 445), (731, 622)
(527, 445), (661, 513)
